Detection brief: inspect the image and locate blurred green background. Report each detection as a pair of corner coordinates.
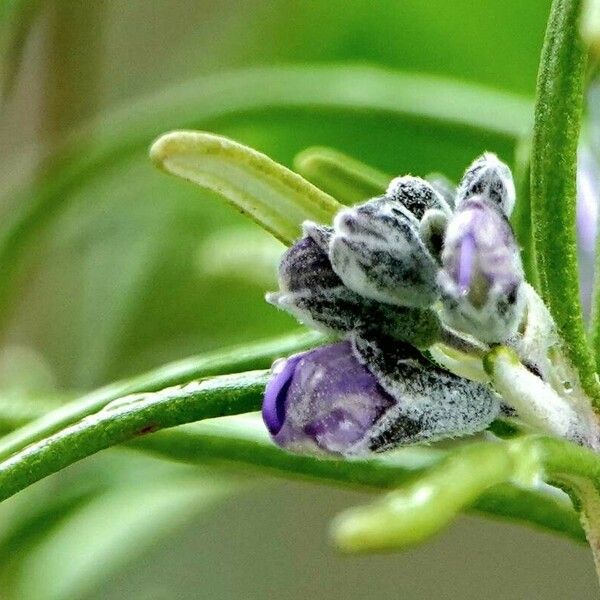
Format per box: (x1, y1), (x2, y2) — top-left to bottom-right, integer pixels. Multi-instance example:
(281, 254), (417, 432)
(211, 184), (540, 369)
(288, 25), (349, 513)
(0, 1), (597, 598)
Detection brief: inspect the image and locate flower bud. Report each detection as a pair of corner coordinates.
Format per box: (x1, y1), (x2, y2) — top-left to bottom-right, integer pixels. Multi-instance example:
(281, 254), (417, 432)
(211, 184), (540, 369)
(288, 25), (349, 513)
(351, 333), (501, 448)
(262, 338), (500, 457)
(262, 342), (396, 455)
(456, 153), (515, 217)
(439, 196), (525, 343)
(267, 234), (441, 346)
(386, 176), (452, 218)
(329, 197), (440, 307)
(266, 235), (367, 334)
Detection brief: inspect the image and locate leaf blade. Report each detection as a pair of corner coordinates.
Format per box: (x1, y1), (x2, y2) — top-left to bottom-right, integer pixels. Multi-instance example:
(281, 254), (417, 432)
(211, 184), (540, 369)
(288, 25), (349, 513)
(150, 131), (342, 244)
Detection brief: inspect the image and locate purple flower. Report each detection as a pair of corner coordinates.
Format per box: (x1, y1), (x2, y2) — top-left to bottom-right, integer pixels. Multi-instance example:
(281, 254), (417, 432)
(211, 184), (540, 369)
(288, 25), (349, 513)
(263, 342), (395, 455)
(262, 339), (500, 456)
(267, 229), (442, 348)
(266, 233), (369, 335)
(439, 196), (525, 343)
(262, 152), (527, 457)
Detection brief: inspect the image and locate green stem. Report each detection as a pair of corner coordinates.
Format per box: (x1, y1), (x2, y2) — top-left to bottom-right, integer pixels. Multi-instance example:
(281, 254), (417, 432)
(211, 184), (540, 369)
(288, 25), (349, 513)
(328, 434), (600, 554)
(540, 435), (600, 580)
(0, 329), (325, 461)
(331, 441), (534, 551)
(530, 0), (600, 404)
(0, 371), (269, 502)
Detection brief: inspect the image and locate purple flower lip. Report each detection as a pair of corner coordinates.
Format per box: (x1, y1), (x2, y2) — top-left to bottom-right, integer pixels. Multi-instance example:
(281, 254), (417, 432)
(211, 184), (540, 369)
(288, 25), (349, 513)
(262, 337), (501, 456)
(439, 193), (525, 342)
(262, 354), (303, 436)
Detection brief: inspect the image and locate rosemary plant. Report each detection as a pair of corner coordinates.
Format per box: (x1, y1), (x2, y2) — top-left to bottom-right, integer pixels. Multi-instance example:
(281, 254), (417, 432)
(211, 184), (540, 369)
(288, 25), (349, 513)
(2, 0), (600, 594)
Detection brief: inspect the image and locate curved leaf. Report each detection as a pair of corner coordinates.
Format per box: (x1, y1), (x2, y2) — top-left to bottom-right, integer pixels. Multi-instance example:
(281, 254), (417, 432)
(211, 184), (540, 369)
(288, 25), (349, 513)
(0, 370), (269, 502)
(0, 329), (324, 461)
(331, 442), (525, 552)
(134, 416), (585, 545)
(151, 131), (342, 244)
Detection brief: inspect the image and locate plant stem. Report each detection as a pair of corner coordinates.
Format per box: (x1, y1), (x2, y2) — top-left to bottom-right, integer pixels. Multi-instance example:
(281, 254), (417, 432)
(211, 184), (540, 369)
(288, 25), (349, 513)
(0, 391), (586, 545)
(530, 0), (600, 404)
(331, 441), (531, 552)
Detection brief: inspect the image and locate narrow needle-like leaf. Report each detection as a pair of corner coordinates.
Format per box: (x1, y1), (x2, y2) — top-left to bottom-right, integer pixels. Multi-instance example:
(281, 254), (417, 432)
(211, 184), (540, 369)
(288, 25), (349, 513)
(0, 329), (325, 462)
(331, 442), (528, 552)
(150, 131), (343, 244)
(0, 371), (269, 503)
(135, 418), (585, 545)
(294, 146), (390, 204)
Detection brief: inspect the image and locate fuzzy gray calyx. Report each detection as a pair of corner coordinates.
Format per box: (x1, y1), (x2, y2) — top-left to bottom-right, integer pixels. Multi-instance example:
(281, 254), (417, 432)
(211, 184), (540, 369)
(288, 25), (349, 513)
(329, 196), (441, 307)
(268, 233), (441, 347)
(456, 152), (516, 217)
(351, 332), (501, 451)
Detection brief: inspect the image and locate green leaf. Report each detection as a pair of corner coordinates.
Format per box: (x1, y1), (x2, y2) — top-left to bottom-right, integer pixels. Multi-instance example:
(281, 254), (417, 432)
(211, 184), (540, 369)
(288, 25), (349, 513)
(331, 442), (527, 552)
(0, 370), (268, 503)
(0, 388), (589, 546)
(135, 415), (585, 545)
(530, 0), (600, 403)
(0, 329), (324, 461)
(150, 131), (342, 244)
(293, 146), (389, 204)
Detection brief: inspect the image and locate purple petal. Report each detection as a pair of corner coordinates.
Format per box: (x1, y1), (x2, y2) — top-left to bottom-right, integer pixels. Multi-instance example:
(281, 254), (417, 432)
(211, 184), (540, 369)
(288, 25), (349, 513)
(439, 196), (525, 342)
(457, 233), (476, 293)
(263, 341), (394, 455)
(262, 353), (303, 436)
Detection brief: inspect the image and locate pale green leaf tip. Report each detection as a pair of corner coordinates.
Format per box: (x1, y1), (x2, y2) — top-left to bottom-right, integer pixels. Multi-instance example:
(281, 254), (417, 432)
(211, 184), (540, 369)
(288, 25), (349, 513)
(149, 129), (206, 171)
(330, 504), (444, 554)
(148, 130), (346, 246)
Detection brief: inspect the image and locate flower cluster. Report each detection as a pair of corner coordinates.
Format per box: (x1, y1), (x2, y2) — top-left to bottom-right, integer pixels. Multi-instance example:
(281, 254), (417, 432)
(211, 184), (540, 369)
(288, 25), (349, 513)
(263, 153), (599, 456)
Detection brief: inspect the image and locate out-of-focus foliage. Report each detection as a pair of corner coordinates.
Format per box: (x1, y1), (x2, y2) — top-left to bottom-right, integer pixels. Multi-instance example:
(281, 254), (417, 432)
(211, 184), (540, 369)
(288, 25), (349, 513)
(2, 1), (597, 599)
